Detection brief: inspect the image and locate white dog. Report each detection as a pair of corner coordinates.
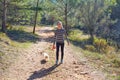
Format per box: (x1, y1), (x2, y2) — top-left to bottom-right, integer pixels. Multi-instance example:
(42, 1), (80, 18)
(42, 52), (49, 61)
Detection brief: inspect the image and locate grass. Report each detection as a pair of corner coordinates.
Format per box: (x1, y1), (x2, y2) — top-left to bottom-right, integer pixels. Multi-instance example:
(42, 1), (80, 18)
(7, 26), (39, 43)
(68, 29), (90, 48)
(74, 46), (120, 80)
(0, 52), (4, 57)
(69, 29), (120, 80)
(0, 26), (40, 71)
(117, 76), (120, 80)
(0, 26), (40, 48)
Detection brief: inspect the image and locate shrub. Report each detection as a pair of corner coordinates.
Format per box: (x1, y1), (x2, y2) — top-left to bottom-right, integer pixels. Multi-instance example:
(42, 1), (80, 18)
(94, 38), (108, 53)
(6, 23), (13, 30)
(112, 58), (120, 67)
(69, 29), (116, 54)
(106, 52), (117, 59)
(85, 45), (96, 52)
(105, 46), (115, 54)
(69, 29), (90, 47)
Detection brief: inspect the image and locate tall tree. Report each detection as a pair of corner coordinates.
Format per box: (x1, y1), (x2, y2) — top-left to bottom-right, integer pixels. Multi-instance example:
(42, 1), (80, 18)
(33, 0), (39, 33)
(64, 0), (68, 32)
(52, 0), (78, 32)
(1, 0), (7, 32)
(78, 0), (109, 43)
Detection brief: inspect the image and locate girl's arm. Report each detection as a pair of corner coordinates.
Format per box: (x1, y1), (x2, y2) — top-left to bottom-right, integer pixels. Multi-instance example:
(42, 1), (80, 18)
(64, 30), (69, 45)
(53, 30), (56, 45)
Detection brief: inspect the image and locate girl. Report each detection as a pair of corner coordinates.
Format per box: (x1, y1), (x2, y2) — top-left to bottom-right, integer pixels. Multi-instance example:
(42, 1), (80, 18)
(53, 21), (69, 65)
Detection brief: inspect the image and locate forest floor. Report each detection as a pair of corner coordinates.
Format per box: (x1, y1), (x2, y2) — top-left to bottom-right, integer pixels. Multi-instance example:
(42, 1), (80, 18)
(0, 27), (107, 80)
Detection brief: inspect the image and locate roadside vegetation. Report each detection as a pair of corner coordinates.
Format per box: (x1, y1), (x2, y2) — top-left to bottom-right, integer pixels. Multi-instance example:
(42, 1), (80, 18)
(0, 0), (120, 79)
(68, 29), (120, 80)
(0, 26), (39, 72)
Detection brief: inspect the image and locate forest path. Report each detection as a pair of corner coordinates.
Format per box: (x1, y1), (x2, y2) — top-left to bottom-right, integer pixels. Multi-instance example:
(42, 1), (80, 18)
(1, 27), (106, 80)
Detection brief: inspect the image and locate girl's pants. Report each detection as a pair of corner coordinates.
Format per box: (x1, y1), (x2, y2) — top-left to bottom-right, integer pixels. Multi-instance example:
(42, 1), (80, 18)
(56, 42), (64, 61)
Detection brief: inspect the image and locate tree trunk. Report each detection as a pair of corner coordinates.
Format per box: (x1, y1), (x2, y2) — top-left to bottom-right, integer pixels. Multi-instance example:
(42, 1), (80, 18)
(88, 27), (94, 44)
(89, 30), (94, 44)
(33, 0), (39, 34)
(1, 0), (7, 33)
(64, 3), (68, 33)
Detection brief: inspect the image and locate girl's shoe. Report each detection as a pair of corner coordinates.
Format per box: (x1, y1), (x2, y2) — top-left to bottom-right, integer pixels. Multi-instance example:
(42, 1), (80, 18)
(60, 60), (63, 64)
(56, 60), (58, 65)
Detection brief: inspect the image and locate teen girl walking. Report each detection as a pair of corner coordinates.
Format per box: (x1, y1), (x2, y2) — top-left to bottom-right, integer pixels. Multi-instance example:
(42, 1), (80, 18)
(53, 21), (69, 65)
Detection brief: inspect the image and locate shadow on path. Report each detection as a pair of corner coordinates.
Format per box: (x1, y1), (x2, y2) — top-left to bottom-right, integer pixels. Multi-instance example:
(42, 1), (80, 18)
(41, 59), (47, 64)
(27, 64), (60, 80)
(6, 30), (39, 43)
(6, 28), (54, 43)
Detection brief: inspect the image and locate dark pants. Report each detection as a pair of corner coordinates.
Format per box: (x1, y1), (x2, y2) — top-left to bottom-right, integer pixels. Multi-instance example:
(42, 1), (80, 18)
(56, 42), (64, 61)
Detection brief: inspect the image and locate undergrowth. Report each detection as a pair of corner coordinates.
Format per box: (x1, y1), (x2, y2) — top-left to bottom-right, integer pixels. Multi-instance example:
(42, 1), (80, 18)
(69, 29), (120, 80)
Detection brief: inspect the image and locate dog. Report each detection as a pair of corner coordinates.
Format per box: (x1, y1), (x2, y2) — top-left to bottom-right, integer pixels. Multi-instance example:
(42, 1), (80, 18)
(41, 52), (49, 62)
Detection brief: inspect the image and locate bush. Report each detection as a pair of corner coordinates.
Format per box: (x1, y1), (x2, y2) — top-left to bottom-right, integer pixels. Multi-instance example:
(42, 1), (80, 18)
(94, 38), (108, 53)
(69, 29), (90, 47)
(85, 45), (96, 52)
(112, 58), (120, 67)
(105, 46), (115, 54)
(6, 23), (13, 30)
(68, 29), (116, 54)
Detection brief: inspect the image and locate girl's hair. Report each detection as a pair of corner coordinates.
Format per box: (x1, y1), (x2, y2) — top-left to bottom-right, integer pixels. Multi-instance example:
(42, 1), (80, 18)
(57, 21), (63, 29)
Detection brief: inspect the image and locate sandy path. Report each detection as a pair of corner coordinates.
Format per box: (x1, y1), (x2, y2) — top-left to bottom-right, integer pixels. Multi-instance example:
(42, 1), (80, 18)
(1, 27), (106, 80)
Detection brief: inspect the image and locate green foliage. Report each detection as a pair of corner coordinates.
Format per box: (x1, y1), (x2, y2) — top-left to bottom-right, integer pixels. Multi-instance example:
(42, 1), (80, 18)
(69, 29), (116, 54)
(85, 45), (96, 52)
(111, 4), (120, 20)
(93, 38), (116, 53)
(69, 29), (120, 79)
(94, 38), (108, 52)
(83, 50), (104, 61)
(69, 29), (83, 41)
(112, 58), (120, 67)
(78, 0), (108, 39)
(116, 0), (120, 5)
(69, 29), (91, 48)
(6, 23), (13, 30)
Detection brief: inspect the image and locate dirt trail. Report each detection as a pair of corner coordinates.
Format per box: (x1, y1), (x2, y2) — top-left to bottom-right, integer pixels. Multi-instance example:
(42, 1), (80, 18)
(1, 27), (106, 80)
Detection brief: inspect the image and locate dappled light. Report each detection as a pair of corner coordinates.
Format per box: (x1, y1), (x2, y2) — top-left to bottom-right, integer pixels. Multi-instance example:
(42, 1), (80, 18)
(0, 0), (120, 80)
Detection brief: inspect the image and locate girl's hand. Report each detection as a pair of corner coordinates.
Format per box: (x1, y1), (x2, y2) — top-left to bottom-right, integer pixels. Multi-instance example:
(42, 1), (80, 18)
(52, 45), (56, 50)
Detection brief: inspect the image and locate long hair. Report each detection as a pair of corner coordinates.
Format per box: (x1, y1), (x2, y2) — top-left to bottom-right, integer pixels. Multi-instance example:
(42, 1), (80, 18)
(57, 21), (64, 29)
